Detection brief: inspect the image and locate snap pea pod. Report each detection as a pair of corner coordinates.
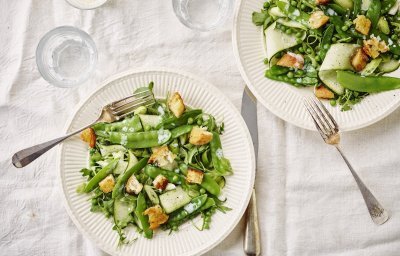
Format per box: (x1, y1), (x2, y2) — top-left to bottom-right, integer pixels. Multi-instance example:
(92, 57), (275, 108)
(366, 0), (381, 28)
(170, 125), (193, 139)
(92, 115), (143, 133)
(210, 132), (233, 176)
(337, 71), (400, 93)
(268, 65), (290, 75)
(112, 157), (149, 199)
(276, 1), (311, 28)
(198, 198), (216, 211)
(83, 159), (119, 193)
(319, 24), (334, 60)
(135, 192), (153, 239)
(370, 29), (400, 55)
(168, 195), (207, 222)
(158, 109), (202, 129)
(352, 0), (362, 17)
(265, 70), (319, 86)
(144, 165), (185, 184)
(169, 139), (180, 154)
(326, 4), (346, 15)
(381, 0), (397, 14)
(200, 173), (221, 196)
(108, 130), (171, 148)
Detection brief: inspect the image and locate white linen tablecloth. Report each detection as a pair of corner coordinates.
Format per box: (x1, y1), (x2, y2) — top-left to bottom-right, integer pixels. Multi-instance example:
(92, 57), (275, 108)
(1, 1), (400, 255)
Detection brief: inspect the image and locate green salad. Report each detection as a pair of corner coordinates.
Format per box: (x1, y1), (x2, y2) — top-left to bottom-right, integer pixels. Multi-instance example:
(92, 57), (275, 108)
(253, 0), (400, 111)
(78, 83), (232, 244)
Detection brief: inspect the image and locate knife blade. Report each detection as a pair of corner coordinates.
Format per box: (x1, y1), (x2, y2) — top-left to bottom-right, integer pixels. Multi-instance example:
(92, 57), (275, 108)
(241, 86), (258, 159)
(241, 86), (261, 256)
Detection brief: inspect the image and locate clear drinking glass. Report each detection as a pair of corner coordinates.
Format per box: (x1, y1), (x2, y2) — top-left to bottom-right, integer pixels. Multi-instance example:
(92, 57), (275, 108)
(172, 0), (233, 31)
(36, 26), (97, 88)
(65, 0), (108, 10)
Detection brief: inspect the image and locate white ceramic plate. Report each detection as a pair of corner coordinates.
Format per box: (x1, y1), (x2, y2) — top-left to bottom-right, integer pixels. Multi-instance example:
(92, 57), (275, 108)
(58, 69), (255, 256)
(233, 0), (400, 131)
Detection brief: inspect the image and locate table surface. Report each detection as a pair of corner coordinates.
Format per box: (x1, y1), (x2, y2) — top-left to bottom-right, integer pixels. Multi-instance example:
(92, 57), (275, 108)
(1, 1), (400, 255)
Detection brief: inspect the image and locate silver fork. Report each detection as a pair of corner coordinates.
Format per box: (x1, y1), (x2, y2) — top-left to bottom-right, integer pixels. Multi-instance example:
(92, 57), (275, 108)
(304, 97), (389, 225)
(12, 88), (155, 168)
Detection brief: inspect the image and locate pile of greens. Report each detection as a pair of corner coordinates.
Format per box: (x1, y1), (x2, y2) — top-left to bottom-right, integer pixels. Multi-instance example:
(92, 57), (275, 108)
(78, 83), (232, 245)
(253, 0), (400, 111)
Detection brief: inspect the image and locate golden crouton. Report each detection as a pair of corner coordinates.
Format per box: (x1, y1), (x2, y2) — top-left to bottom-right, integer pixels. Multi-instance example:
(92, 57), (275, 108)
(125, 174), (143, 194)
(314, 85), (335, 99)
(99, 174), (115, 193)
(189, 127), (213, 146)
(148, 145), (177, 171)
(351, 48), (369, 71)
(168, 92), (186, 118)
(363, 37), (389, 58)
(80, 128), (96, 148)
(276, 52), (304, 69)
(353, 15), (371, 35)
(309, 11), (330, 29)
(315, 0), (330, 5)
(143, 205), (169, 230)
(153, 174), (169, 190)
(186, 169), (204, 184)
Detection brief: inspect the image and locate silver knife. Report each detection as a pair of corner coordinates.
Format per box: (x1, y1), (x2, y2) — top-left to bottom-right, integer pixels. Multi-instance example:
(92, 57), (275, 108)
(241, 86), (261, 256)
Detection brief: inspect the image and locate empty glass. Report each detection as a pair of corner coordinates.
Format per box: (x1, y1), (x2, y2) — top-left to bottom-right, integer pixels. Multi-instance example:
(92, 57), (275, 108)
(36, 26), (97, 88)
(65, 0), (108, 10)
(172, 0), (233, 31)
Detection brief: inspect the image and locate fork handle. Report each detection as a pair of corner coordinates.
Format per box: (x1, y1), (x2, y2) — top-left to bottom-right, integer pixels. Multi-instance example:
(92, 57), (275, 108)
(335, 146), (389, 225)
(12, 124), (93, 168)
(244, 189), (261, 256)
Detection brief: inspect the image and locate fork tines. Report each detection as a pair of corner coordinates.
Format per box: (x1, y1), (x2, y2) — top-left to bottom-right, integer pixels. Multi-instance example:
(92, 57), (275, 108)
(110, 88), (155, 118)
(303, 97), (339, 139)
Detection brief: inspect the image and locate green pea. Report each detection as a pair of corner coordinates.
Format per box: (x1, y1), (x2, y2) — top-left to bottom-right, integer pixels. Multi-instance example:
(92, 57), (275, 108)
(300, 4), (306, 9)
(306, 48), (312, 54)
(172, 175), (179, 183)
(287, 72), (294, 78)
(295, 32), (303, 38)
(263, 1), (270, 9)
(290, 0), (296, 6)
(315, 56), (321, 62)
(341, 25), (348, 31)
(330, 99), (337, 106)
(200, 188), (206, 194)
(298, 47), (304, 53)
(332, 37), (337, 43)
(286, 28), (292, 34)
(264, 58), (269, 64)
(187, 117), (194, 124)
(197, 119), (202, 125)
(391, 34), (398, 40)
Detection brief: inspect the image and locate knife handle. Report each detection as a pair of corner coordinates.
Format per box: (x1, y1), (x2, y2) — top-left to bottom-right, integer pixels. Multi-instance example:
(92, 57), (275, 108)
(244, 189), (261, 256)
